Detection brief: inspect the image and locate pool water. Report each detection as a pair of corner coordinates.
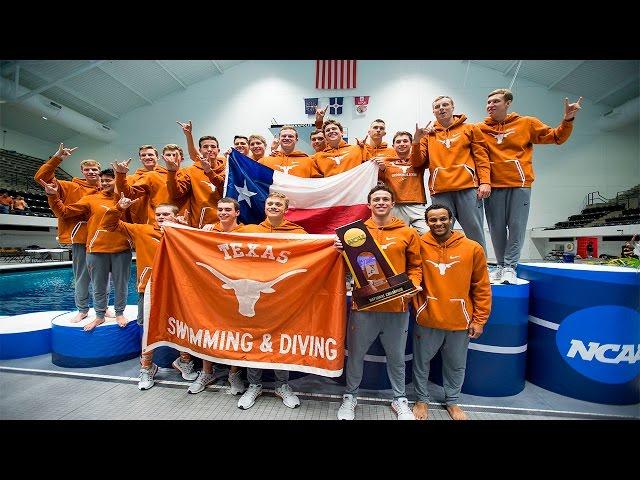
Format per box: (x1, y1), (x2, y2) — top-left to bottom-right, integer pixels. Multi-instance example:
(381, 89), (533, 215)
(0, 267), (139, 316)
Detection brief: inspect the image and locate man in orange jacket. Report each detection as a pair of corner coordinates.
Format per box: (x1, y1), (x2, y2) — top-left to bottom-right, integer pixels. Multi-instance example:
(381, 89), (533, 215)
(102, 196), (198, 389)
(411, 96), (491, 251)
(189, 197), (248, 396)
(412, 204), (491, 420)
(113, 144), (173, 225)
(258, 126), (314, 177)
(311, 119), (368, 177)
(236, 192), (307, 411)
(479, 88), (583, 284)
(172, 120), (227, 228)
(378, 131), (430, 235)
(42, 169), (132, 331)
(336, 185), (423, 421)
(35, 143), (103, 323)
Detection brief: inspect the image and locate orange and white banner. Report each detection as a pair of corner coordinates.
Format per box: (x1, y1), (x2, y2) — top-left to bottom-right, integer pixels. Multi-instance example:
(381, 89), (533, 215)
(143, 224), (347, 377)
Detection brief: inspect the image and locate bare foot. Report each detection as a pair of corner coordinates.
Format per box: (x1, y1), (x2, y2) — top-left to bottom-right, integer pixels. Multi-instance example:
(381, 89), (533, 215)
(446, 404), (468, 420)
(70, 311), (88, 323)
(413, 401), (429, 420)
(105, 308), (116, 318)
(115, 315), (128, 327)
(83, 317), (105, 331)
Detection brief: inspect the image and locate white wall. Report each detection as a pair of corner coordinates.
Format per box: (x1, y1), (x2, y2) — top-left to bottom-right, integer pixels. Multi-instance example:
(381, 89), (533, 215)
(1, 127), (58, 160)
(50, 60), (639, 258)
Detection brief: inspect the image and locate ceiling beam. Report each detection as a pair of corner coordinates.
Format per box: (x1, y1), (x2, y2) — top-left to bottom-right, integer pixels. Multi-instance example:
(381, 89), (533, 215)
(593, 76), (638, 105)
(11, 63), (120, 120)
(13, 64), (20, 100)
(53, 83), (121, 120)
(155, 60), (187, 89)
(14, 60), (107, 103)
(547, 61), (585, 90)
(97, 63), (153, 105)
(210, 61), (223, 74)
(503, 61), (519, 75)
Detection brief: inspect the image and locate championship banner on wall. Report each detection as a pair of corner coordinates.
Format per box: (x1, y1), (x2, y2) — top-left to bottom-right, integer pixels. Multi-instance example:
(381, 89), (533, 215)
(143, 224), (347, 377)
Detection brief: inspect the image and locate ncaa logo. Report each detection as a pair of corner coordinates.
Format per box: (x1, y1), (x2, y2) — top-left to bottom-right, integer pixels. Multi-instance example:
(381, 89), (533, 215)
(555, 305), (640, 384)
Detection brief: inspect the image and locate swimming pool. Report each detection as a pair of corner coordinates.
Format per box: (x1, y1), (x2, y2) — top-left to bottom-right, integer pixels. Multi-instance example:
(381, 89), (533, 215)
(0, 267), (139, 316)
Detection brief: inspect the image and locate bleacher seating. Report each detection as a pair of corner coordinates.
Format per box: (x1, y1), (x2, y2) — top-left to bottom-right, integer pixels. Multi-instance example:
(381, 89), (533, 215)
(0, 148), (74, 217)
(545, 185), (640, 230)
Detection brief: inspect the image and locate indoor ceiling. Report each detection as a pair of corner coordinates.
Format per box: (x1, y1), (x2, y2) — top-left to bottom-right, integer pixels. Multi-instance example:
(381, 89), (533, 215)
(469, 60), (639, 110)
(0, 60), (245, 142)
(1, 60), (637, 143)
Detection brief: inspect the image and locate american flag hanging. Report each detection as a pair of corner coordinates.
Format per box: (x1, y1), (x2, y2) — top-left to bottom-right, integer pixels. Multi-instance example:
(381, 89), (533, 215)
(315, 60), (357, 89)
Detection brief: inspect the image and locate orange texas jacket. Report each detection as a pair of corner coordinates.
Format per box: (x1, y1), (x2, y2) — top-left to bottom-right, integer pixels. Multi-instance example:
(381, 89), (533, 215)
(258, 150), (314, 178)
(311, 140), (366, 177)
(352, 217), (422, 313)
(411, 114), (491, 196)
(414, 230), (491, 331)
(34, 155), (100, 244)
(48, 191), (131, 254)
(477, 112), (574, 188)
(115, 166), (172, 224)
(208, 222), (245, 233)
(363, 141), (396, 159)
(242, 219), (307, 234)
(379, 157), (428, 204)
(167, 158), (226, 229)
(102, 206), (161, 292)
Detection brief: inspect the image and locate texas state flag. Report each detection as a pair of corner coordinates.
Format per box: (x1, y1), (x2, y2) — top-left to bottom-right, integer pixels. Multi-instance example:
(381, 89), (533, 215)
(223, 149), (378, 234)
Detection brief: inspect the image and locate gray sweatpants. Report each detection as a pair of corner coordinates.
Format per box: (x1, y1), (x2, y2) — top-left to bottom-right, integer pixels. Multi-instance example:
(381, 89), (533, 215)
(484, 187), (531, 268)
(247, 368), (289, 388)
(86, 250), (132, 318)
(392, 203), (428, 236)
(412, 324), (470, 405)
(137, 292), (145, 326)
(432, 188), (486, 252)
(71, 243), (90, 313)
(345, 310), (409, 399)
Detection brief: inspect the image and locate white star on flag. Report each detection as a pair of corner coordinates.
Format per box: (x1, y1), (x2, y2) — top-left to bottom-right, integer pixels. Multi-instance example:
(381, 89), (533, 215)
(235, 179), (257, 207)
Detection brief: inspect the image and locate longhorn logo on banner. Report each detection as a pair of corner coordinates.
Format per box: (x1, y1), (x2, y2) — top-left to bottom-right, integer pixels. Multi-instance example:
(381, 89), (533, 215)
(144, 225), (348, 377)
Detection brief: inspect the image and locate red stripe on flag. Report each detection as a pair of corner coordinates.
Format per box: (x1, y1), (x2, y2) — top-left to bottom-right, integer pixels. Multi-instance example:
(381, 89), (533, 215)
(316, 60), (357, 89)
(352, 60), (357, 89)
(285, 204), (371, 234)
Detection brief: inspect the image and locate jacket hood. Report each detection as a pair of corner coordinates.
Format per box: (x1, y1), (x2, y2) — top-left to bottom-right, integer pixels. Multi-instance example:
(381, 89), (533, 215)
(421, 230), (465, 248)
(275, 150), (309, 158)
(258, 219), (302, 232)
(435, 114), (467, 131)
(364, 216), (407, 231)
(71, 178), (100, 189)
(484, 112), (520, 126)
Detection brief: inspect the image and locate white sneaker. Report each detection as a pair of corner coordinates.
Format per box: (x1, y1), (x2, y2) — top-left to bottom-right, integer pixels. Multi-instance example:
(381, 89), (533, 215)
(138, 364), (158, 390)
(228, 370), (246, 395)
(188, 371), (215, 394)
(337, 394), (357, 420)
(275, 384), (300, 409)
(238, 384), (262, 410)
(489, 265), (504, 284)
(501, 266), (517, 284)
(172, 357), (198, 381)
(391, 397), (415, 420)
